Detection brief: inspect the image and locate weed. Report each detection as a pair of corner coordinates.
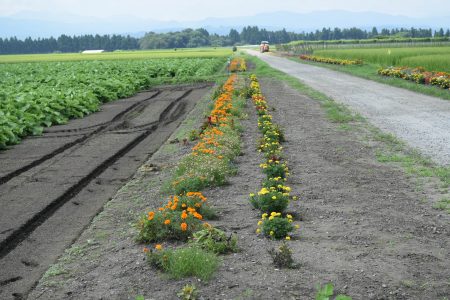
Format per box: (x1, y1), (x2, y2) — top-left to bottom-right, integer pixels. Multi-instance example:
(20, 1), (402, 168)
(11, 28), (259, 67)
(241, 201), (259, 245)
(315, 282), (352, 300)
(268, 242), (296, 268)
(433, 198), (450, 214)
(147, 246), (220, 281)
(177, 284), (198, 300)
(190, 225), (238, 254)
(188, 129), (200, 141)
(400, 279), (415, 288)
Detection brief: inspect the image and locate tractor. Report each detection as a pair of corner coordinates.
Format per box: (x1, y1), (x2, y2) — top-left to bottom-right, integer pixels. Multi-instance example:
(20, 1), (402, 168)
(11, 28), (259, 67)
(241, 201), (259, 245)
(260, 41), (270, 53)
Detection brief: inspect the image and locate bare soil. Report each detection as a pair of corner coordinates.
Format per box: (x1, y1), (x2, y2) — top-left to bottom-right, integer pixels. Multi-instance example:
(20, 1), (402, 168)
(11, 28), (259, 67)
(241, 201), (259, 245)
(27, 78), (450, 300)
(0, 83), (213, 300)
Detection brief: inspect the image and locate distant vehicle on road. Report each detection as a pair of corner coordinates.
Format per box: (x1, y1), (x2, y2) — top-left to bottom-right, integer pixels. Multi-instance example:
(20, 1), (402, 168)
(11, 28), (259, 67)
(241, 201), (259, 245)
(260, 41), (269, 53)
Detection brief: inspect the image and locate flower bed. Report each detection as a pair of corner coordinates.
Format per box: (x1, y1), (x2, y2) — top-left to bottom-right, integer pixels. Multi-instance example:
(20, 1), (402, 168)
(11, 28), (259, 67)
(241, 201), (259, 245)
(300, 54), (362, 65)
(378, 66), (450, 89)
(137, 61), (248, 283)
(248, 74), (299, 240)
(229, 57), (247, 72)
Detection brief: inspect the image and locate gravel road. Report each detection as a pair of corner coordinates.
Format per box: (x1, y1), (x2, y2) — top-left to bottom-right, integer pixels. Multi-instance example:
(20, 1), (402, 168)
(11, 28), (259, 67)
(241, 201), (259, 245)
(247, 50), (450, 166)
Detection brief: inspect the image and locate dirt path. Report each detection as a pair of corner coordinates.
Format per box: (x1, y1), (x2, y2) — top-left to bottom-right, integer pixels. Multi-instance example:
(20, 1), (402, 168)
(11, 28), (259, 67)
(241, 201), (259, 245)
(0, 83), (212, 300)
(28, 78), (449, 300)
(246, 50), (450, 166)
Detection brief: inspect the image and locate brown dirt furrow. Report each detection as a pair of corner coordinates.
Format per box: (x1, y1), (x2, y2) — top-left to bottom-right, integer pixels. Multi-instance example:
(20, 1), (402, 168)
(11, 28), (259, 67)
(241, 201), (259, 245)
(0, 83), (213, 300)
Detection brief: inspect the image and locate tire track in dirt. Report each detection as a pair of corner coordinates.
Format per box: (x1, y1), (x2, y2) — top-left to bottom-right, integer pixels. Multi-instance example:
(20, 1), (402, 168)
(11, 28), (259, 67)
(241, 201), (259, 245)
(0, 83), (213, 300)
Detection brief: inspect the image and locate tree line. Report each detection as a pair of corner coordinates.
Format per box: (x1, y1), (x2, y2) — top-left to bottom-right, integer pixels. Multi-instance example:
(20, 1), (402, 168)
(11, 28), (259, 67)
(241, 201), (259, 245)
(1, 26), (449, 54)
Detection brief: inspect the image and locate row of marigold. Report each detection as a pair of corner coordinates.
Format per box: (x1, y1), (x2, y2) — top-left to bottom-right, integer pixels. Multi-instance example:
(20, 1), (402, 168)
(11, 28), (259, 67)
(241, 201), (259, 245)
(300, 54), (362, 65)
(248, 74), (299, 240)
(137, 71), (242, 249)
(378, 66), (450, 89)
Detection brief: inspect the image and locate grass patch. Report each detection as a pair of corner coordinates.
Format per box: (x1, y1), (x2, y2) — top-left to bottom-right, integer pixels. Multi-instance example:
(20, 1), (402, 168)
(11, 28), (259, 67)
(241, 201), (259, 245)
(147, 246), (220, 281)
(433, 198), (450, 214)
(287, 57), (450, 101)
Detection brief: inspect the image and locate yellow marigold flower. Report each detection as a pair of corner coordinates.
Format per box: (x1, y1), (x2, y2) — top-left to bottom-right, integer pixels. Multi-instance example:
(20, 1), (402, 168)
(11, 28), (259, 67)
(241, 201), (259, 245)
(155, 244), (163, 250)
(293, 196), (298, 201)
(269, 216), (274, 220)
(287, 214), (293, 219)
(272, 196), (276, 200)
(270, 212), (277, 216)
(285, 236), (291, 240)
(285, 186), (291, 192)
(258, 188), (270, 195)
(164, 219), (171, 225)
(262, 213), (268, 219)
(249, 193), (255, 197)
(270, 231), (274, 236)
(257, 221), (263, 226)
(256, 229), (261, 234)
(295, 224), (300, 229)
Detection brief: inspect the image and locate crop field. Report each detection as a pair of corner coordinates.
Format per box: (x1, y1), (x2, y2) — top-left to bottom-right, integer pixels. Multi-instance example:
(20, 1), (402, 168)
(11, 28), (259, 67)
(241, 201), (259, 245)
(0, 56), (227, 148)
(0, 47), (232, 64)
(314, 46), (450, 72)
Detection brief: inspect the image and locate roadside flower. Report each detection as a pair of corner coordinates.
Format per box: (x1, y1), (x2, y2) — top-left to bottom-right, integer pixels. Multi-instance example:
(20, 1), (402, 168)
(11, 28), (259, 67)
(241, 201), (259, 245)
(285, 236), (291, 240)
(143, 247), (150, 253)
(147, 211), (155, 221)
(155, 244), (163, 250)
(181, 223), (188, 231)
(164, 219), (171, 225)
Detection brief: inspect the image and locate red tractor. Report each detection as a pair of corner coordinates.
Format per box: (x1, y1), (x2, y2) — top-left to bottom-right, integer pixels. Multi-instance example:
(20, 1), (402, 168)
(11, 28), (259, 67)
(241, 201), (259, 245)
(260, 41), (270, 53)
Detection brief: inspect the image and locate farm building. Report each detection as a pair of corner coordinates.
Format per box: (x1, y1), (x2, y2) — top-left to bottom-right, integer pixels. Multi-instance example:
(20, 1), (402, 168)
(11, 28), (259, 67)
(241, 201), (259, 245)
(81, 50), (105, 54)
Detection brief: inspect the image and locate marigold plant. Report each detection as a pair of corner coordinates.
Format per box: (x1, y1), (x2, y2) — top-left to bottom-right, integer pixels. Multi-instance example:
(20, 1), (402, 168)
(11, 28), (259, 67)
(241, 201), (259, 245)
(257, 212), (296, 240)
(250, 186), (290, 213)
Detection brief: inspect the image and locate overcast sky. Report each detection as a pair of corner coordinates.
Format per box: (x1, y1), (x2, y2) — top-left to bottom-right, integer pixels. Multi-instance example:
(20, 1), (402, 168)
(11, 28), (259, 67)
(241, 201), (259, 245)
(0, 0), (448, 20)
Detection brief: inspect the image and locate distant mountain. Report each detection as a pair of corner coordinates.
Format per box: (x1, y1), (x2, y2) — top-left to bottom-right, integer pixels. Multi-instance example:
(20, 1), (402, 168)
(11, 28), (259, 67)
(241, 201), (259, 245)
(1, 10), (449, 39)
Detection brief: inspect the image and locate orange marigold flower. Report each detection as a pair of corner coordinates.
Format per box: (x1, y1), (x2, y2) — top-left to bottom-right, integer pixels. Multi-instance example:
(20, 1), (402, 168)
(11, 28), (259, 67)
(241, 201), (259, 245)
(147, 211), (155, 221)
(158, 207), (165, 211)
(143, 247), (149, 253)
(193, 212), (203, 220)
(164, 219), (171, 225)
(194, 203), (202, 208)
(155, 244), (163, 250)
(181, 223), (188, 231)
(181, 211), (188, 219)
(187, 207), (196, 213)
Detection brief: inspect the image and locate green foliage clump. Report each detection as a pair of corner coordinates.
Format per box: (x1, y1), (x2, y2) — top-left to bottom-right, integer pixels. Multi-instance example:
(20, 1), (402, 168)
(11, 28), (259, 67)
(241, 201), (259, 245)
(315, 283), (352, 300)
(190, 226), (238, 254)
(147, 247), (220, 281)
